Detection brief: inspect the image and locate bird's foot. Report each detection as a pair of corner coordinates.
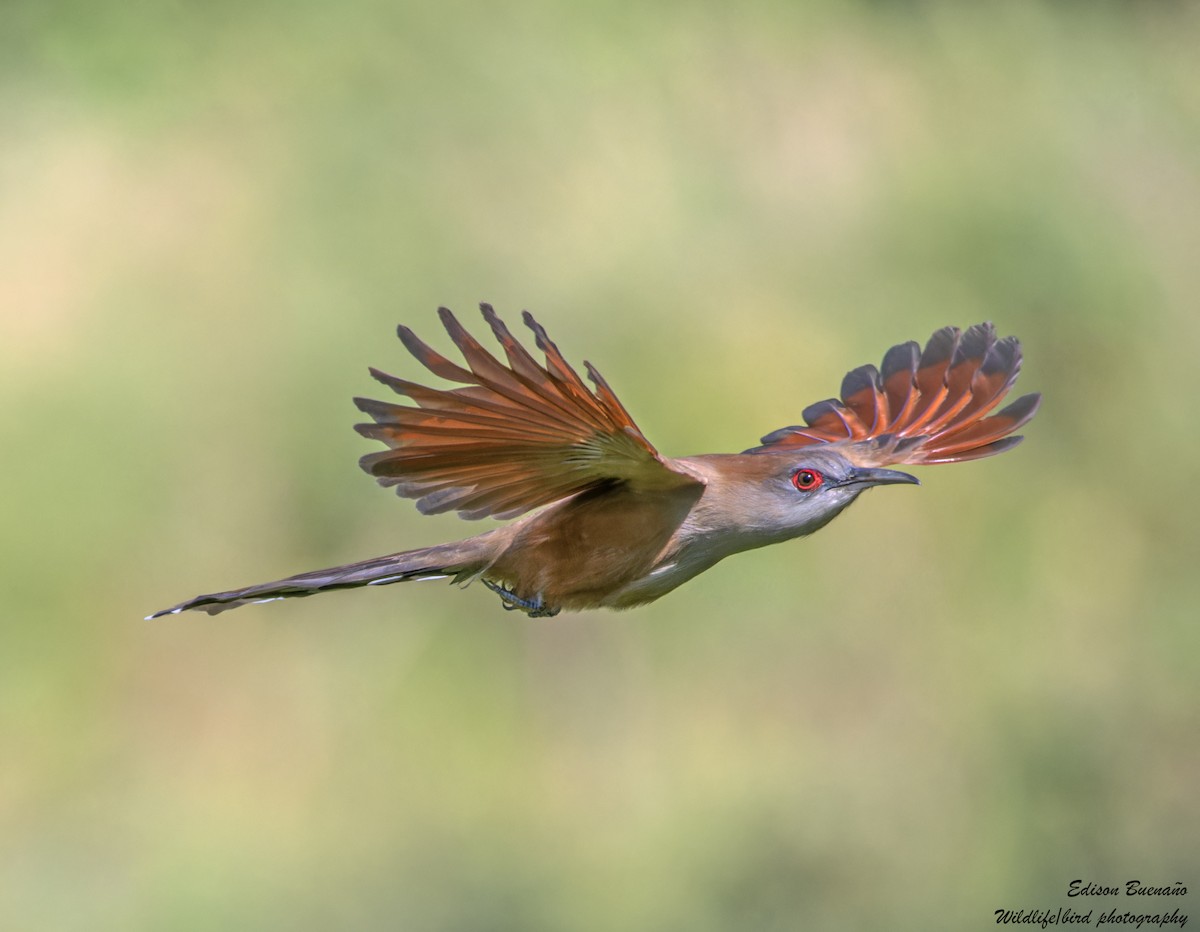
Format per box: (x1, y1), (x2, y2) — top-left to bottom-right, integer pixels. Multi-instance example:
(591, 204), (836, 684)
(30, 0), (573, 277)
(482, 579), (560, 618)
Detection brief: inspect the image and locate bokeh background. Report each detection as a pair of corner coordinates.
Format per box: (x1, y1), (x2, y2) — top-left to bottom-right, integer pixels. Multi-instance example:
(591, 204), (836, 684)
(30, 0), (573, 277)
(3, 1), (1198, 928)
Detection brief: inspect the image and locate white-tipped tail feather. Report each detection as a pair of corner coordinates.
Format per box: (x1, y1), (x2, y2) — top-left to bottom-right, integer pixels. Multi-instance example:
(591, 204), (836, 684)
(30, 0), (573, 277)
(147, 536), (498, 618)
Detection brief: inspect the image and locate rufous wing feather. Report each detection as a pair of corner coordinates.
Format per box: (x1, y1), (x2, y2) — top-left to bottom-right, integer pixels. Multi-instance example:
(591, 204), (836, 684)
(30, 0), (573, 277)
(355, 305), (700, 520)
(748, 322), (1041, 466)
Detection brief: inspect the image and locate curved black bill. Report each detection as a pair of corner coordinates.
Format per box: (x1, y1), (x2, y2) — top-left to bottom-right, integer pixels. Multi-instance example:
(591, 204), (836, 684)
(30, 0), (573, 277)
(842, 466), (920, 488)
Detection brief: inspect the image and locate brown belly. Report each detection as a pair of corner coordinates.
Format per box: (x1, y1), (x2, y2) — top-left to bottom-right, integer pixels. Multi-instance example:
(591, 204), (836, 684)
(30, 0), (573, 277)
(485, 483), (703, 610)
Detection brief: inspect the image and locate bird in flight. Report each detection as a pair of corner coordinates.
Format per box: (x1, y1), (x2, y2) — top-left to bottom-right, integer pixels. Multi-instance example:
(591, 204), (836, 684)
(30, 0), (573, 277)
(149, 305), (1040, 619)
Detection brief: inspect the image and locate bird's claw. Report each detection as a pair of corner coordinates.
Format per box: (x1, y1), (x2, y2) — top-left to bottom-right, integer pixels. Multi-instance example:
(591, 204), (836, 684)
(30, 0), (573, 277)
(482, 579), (560, 618)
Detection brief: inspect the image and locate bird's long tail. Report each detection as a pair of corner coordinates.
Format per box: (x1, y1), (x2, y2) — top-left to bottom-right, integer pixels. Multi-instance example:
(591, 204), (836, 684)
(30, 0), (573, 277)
(146, 534), (500, 618)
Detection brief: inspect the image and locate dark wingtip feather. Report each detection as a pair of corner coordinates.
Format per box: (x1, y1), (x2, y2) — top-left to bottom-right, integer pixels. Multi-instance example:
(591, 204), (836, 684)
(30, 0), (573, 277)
(840, 364), (881, 405)
(756, 424), (804, 446)
(521, 310), (551, 347)
(920, 326), (962, 369)
(980, 335), (1021, 377)
(352, 395), (382, 416)
(997, 392), (1042, 429)
(358, 448), (392, 474)
(922, 434), (1026, 464)
(415, 487), (467, 516)
(988, 435), (1025, 454)
(395, 323), (420, 347)
(881, 341), (920, 381)
(954, 322), (995, 366)
(801, 398), (848, 428)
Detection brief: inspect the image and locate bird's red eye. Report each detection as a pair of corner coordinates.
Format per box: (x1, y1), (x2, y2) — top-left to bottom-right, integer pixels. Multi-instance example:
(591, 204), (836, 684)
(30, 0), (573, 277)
(792, 468), (824, 491)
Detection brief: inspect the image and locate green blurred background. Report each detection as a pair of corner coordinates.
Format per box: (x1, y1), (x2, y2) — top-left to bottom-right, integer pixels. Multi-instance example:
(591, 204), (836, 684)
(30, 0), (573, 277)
(3, 1), (1198, 928)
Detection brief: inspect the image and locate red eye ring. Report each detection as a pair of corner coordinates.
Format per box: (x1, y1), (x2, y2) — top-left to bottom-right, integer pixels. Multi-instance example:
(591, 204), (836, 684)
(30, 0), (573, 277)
(792, 468), (824, 491)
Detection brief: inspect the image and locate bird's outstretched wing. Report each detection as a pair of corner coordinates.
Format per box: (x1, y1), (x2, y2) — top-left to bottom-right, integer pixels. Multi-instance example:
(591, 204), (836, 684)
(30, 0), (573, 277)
(355, 305), (700, 520)
(747, 322), (1041, 466)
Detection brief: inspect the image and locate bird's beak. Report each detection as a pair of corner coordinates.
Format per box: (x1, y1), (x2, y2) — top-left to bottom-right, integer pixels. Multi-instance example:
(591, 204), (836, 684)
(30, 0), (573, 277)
(841, 466), (920, 488)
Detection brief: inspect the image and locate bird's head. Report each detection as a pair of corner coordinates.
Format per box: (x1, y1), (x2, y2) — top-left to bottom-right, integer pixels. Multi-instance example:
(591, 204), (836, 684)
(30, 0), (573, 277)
(780, 449), (919, 531)
(692, 448), (919, 543)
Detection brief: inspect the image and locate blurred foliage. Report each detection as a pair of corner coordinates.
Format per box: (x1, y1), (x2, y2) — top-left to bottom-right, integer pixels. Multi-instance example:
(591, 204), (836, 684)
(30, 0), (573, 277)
(2, 0), (1199, 929)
